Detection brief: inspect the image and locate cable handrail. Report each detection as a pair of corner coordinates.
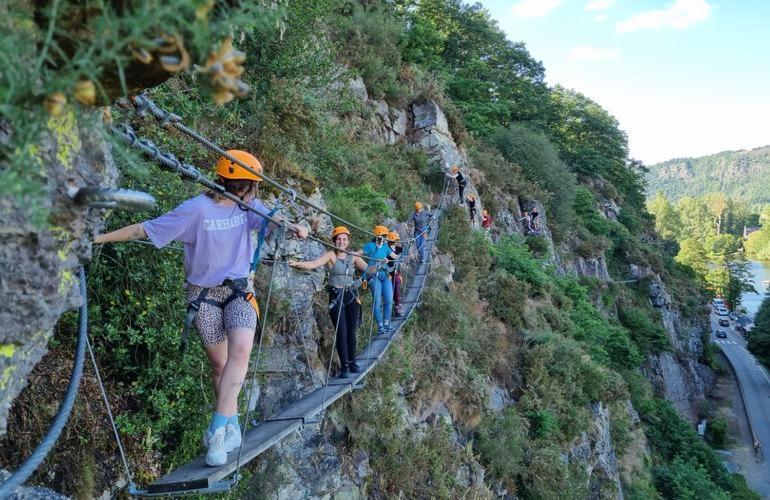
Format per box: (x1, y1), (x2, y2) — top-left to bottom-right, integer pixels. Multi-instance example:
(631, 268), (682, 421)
(130, 95), (435, 245)
(110, 123), (397, 265)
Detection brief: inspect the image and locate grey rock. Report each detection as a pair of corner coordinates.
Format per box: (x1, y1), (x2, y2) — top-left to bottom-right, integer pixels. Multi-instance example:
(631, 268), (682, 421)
(412, 101), (449, 134)
(488, 385), (512, 413)
(348, 77), (368, 101)
(0, 110), (118, 434)
(0, 470), (69, 499)
(567, 402), (624, 500)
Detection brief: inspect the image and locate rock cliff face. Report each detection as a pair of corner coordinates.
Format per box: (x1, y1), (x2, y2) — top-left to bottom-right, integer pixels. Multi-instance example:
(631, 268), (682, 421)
(0, 111), (117, 435)
(244, 78), (625, 499)
(642, 280), (712, 422)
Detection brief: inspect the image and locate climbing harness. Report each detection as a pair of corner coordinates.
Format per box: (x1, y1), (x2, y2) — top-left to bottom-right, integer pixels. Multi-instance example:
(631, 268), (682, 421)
(180, 277), (261, 354)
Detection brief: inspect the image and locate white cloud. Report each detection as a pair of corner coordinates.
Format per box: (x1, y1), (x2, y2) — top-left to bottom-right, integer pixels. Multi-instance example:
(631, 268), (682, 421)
(594, 14), (609, 22)
(584, 0), (615, 11)
(566, 45), (620, 61)
(511, 0), (562, 18)
(616, 0), (712, 33)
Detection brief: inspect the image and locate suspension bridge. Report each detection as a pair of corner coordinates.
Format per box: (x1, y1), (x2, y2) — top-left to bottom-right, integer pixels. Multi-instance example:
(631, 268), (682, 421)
(0, 95), (451, 498)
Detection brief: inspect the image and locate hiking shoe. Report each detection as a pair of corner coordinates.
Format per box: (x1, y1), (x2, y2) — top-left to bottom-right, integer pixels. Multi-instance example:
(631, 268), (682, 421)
(349, 362), (362, 373)
(224, 424), (241, 452)
(340, 365), (351, 378)
(205, 427), (227, 466)
(384, 322), (394, 333)
(377, 324), (387, 335)
(203, 424), (241, 453)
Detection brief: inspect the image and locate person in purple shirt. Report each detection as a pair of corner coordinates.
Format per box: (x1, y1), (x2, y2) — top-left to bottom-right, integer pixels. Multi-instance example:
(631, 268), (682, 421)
(95, 150), (308, 466)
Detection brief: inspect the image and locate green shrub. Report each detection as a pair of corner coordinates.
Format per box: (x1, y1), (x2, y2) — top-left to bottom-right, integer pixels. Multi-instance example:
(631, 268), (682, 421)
(618, 307), (671, 353)
(492, 235), (549, 291)
(573, 186), (611, 236)
(437, 206), (493, 287)
(475, 408), (528, 481)
(484, 270), (529, 329)
(490, 124), (576, 232)
(526, 409), (559, 440)
(325, 184), (391, 230)
(705, 417), (728, 449)
(525, 235), (550, 257)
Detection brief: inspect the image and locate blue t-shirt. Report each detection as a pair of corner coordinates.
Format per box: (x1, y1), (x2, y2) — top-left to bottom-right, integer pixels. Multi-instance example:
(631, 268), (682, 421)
(362, 241), (392, 272)
(143, 194), (269, 287)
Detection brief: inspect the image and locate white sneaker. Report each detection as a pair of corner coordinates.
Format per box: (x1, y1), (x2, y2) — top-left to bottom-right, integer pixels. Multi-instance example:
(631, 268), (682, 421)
(205, 427), (227, 466)
(224, 423), (242, 452)
(204, 424), (242, 453)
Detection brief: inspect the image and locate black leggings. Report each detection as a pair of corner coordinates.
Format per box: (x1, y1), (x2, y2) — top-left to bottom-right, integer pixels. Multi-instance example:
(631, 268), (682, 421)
(329, 288), (361, 367)
(458, 179), (466, 200)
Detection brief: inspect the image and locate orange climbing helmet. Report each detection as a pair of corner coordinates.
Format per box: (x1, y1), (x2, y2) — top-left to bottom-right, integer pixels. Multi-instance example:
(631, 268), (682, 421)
(331, 226), (350, 241)
(373, 225), (389, 237)
(414, 201), (423, 211)
(388, 231), (400, 242)
(215, 149), (262, 181)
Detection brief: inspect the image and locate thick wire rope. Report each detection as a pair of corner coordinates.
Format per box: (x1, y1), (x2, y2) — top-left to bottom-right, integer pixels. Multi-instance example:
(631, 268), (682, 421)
(234, 225), (284, 484)
(0, 268), (88, 497)
(84, 319), (135, 489)
(110, 123), (393, 265)
(129, 95), (433, 246)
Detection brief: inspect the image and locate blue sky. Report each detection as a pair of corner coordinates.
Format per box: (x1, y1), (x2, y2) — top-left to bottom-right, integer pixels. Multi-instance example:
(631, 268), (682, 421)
(477, 0), (770, 164)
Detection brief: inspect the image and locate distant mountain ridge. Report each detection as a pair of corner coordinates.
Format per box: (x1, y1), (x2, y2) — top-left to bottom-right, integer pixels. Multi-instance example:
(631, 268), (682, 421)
(646, 145), (770, 206)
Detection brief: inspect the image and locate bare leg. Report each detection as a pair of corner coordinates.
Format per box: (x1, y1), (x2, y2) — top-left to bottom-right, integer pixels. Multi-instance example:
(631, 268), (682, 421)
(204, 341), (228, 398)
(215, 328), (255, 416)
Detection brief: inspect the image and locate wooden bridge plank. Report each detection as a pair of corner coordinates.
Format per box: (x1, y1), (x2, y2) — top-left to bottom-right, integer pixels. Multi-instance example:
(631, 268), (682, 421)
(147, 418), (303, 493)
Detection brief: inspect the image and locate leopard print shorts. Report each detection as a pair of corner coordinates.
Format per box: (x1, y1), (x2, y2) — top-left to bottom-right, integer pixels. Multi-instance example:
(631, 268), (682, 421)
(185, 283), (258, 348)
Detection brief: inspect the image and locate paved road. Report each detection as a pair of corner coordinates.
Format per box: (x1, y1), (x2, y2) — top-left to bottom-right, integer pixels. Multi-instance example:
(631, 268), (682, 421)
(710, 311), (770, 498)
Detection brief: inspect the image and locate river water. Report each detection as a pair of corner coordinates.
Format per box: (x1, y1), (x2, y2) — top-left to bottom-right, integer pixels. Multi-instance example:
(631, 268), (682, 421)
(741, 260), (770, 318)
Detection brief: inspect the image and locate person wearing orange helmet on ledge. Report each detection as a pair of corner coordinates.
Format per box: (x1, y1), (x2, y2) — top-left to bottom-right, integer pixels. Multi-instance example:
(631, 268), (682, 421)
(386, 231), (405, 317)
(289, 226), (368, 377)
(94, 150), (308, 467)
(409, 201), (434, 263)
(361, 225), (399, 335)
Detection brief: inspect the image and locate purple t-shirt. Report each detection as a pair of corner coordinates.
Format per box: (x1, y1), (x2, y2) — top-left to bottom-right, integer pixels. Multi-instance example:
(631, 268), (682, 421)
(143, 194), (270, 287)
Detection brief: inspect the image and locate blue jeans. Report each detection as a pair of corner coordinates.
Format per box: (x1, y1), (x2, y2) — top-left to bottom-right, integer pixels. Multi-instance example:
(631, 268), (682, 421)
(415, 227), (429, 261)
(369, 272), (393, 326)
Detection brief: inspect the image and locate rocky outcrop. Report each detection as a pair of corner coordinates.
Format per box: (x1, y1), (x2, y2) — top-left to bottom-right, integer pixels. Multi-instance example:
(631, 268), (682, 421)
(0, 470), (69, 500)
(0, 110), (117, 434)
(642, 283), (712, 422)
(567, 403), (624, 500)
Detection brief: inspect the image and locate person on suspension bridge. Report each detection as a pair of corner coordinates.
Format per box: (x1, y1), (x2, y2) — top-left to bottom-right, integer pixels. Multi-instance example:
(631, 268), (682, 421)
(409, 201), (433, 263)
(361, 225), (399, 335)
(288, 226), (368, 377)
(446, 165), (467, 205)
(94, 149), (309, 467)
(387, 231), (404, 317)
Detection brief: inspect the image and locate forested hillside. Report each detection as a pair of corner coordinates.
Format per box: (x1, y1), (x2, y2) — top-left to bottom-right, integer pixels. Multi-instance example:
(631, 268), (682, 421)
(0, 1), (759, 498)
(647, 146), (770, 207)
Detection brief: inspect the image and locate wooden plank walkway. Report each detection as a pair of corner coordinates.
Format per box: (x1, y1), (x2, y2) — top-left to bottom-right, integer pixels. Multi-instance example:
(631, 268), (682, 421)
(145, 211), (442, 495)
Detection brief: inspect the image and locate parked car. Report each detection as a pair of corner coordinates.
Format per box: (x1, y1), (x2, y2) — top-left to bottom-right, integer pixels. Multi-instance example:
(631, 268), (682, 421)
(716, 308), (729, 316)
(716, 330), (728, 338)
(718, 318), (730, 327)
(712, 298), (726, 307)
(735, 325), (746, 334)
